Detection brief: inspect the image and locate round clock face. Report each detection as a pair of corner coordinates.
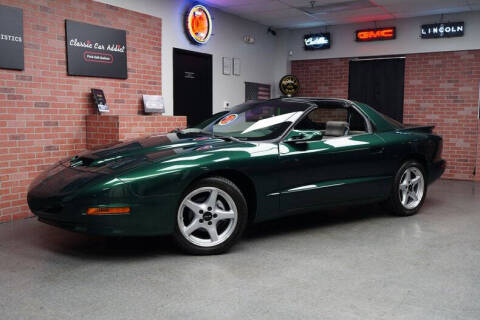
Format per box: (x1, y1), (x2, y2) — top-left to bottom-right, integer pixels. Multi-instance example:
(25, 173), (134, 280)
(186, 4), (212, 44)
(279, 75), (300, 96)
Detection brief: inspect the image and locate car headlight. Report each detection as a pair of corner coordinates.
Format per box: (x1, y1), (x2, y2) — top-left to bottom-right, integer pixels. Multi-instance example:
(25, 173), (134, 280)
(28, 159), (69, 192)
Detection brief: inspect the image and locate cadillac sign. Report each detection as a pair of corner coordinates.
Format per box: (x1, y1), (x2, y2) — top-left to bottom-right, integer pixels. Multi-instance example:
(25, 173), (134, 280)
(304, 33), (331, 50)
(421, 22), (464, 39)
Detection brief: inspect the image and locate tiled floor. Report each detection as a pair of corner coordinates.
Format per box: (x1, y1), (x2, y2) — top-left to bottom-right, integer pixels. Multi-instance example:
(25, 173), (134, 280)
(1, 179), (479, 319)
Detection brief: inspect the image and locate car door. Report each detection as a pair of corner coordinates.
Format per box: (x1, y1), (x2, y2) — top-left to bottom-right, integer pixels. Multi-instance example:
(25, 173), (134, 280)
(278, 107), (391, 214)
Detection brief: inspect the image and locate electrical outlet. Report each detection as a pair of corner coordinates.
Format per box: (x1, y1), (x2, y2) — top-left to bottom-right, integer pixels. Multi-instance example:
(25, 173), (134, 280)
(223, 101), (231, 110)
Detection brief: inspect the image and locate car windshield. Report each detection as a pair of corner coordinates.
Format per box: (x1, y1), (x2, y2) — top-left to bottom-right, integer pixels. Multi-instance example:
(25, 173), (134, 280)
(192, 111), (228, 129)
(202, 100), (312, 141)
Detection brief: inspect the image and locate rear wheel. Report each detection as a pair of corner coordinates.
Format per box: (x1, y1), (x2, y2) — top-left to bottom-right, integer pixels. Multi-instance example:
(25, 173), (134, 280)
(173, 177), (248, 255)
(386, 161), (427, 216)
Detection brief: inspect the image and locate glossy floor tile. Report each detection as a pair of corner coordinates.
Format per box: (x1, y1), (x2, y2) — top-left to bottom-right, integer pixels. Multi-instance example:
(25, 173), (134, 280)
(1, 179), (479, 320)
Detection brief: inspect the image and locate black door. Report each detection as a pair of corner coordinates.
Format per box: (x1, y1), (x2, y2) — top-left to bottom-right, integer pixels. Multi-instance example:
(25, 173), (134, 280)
(348, 58), (405, 122)
(173, 48), (212, 127)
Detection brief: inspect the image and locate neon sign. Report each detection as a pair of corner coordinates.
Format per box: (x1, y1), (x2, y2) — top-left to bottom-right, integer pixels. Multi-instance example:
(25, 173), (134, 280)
(185, 4), (212, 44)
(421, 22), (464, 39)
(304, 33), (331, 50)
(356, 27), (395, 42)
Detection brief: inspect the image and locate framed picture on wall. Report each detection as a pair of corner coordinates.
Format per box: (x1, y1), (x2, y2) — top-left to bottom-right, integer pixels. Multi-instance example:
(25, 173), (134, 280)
(222, 57), (232, 75)
(65, 20), (127, 79)
(233, 58), (241, 76)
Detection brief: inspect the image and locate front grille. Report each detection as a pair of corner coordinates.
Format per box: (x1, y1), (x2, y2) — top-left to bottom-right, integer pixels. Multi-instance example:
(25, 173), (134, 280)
(43, 204), (63, 214)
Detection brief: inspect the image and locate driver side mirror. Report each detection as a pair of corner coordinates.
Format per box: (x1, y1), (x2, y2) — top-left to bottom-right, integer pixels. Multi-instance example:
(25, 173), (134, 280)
(285, 131), (323, 143)
(289, 133), (306, 141)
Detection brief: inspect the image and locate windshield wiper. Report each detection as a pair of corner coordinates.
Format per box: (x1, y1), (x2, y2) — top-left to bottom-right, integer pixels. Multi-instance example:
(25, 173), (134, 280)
(186, 129), (243, 142)
(215, 135), (242, 143)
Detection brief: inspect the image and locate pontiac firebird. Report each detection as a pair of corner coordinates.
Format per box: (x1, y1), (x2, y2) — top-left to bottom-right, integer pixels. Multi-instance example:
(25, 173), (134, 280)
(27, 98), (446, 254)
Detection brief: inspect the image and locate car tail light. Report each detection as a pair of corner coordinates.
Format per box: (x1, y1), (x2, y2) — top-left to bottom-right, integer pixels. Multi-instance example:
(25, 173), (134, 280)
(434, 139), (443, 161)
(86, 207), (130, 215)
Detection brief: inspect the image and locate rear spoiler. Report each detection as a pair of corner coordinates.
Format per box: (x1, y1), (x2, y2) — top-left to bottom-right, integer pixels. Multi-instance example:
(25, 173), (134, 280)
(397, 125), (435, 133)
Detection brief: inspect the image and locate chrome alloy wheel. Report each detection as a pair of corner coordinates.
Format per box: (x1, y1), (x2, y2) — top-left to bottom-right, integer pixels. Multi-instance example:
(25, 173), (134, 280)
(177, 187), (238, 247)
(398, 167), (425, 210)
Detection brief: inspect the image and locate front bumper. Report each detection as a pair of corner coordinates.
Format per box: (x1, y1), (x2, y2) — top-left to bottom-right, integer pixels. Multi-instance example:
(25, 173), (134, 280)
(27, 165), (179, 237)
(29, 194), (178, 237)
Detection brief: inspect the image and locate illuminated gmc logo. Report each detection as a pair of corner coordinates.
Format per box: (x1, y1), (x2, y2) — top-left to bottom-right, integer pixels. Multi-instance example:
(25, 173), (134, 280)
(356, 27), (396, 42)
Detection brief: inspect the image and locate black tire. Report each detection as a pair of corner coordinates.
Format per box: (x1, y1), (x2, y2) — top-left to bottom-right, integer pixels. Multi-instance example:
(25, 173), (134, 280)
(173, 177), (248, 255)
(385, 160), (427, 217)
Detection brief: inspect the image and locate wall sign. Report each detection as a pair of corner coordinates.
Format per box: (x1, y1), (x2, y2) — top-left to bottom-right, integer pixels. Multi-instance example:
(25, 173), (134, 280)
(304, 33), (331, 50)
(0, 5), (24, 70)
(143, 95), (164, 114)
(356, 27), (395, 42)
(233, 58), (241, 76)
(185, 4), (212, 45)
(91, 89), (109, 113)
(279, 75), (300, 97)
(222, 57), (232, 75)
(65, 20), (127, 79)
(421, 22), (464, 39)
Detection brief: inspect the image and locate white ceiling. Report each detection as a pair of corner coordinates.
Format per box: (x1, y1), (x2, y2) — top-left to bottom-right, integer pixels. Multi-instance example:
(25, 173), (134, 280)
(201, 0), (480, 29)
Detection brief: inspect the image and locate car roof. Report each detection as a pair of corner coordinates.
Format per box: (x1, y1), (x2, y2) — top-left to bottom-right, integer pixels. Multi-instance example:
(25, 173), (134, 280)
(272, 97), (398, 132)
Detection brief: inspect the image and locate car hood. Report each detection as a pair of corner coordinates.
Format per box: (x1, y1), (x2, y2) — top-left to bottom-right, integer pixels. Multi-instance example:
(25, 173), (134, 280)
(66, 132), (244, 173)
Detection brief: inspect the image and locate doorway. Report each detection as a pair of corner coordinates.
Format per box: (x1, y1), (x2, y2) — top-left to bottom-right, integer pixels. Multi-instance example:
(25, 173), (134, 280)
(348, 57), (405, 122)
(173, 48), (212, 127)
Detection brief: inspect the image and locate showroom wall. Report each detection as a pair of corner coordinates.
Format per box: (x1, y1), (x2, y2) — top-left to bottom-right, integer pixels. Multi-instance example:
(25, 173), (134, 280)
(0, 0), (282, 223)
(288, 10), (480, 181)
(284, 11), (480, 61)
(1, 1), (480, 224)
(292, 51), (480, 181)
(96, 0), (279, 114)
(0, 0), (176, 222)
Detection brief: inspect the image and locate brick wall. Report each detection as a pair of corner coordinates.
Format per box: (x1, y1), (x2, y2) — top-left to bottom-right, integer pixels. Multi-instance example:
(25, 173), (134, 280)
(86, 114), (186, 150)
(291, 50), (480, 181)
(404, 51), (480, 180)
(0, 0), (165, 223)
(292, 58), (349, 98)
(477, 122), (480, 182)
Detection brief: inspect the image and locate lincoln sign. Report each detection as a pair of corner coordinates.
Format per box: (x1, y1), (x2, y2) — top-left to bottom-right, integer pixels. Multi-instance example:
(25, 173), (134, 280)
(421, 22), (464, 39)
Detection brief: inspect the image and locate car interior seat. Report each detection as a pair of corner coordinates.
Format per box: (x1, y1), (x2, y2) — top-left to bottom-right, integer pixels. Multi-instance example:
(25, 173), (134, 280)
(324, 121), (349, 138)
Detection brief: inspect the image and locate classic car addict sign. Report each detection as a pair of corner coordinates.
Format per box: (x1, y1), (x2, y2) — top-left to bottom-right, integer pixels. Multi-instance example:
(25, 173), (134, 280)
(0, 5), (24, 70)
(356, 27), (395, 42)
(304, 33), (331, 50)
(421, 22), (464, 39)
(65, 20), (127, 79)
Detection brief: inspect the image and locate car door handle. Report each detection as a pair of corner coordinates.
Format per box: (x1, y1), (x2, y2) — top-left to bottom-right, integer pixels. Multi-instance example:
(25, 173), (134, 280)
(370, 147), (384, 154)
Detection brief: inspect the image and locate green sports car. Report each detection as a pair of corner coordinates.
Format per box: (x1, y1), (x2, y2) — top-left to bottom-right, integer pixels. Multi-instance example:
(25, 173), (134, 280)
(27, 98), (446, 254)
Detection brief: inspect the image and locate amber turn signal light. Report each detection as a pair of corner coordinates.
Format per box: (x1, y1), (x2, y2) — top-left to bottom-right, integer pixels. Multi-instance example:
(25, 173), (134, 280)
(86, 207), (130, 215)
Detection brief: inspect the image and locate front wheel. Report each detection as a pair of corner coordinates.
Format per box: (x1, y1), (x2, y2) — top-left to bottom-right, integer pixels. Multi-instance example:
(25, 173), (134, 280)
(173, 177), (248, 255)
(386, 161), (427, 216)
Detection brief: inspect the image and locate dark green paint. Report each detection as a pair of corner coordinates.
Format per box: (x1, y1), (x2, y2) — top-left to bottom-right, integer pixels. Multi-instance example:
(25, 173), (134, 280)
(28, 99), (445, 236)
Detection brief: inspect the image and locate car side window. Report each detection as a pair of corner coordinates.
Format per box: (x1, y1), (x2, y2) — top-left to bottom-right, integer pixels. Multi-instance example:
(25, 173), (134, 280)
(294, 107), (368, 139)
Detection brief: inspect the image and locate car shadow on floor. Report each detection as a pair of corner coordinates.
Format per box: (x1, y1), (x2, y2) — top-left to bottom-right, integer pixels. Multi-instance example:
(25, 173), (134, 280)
(24, 203), (392, 260)
(245, 204), (391, 240)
